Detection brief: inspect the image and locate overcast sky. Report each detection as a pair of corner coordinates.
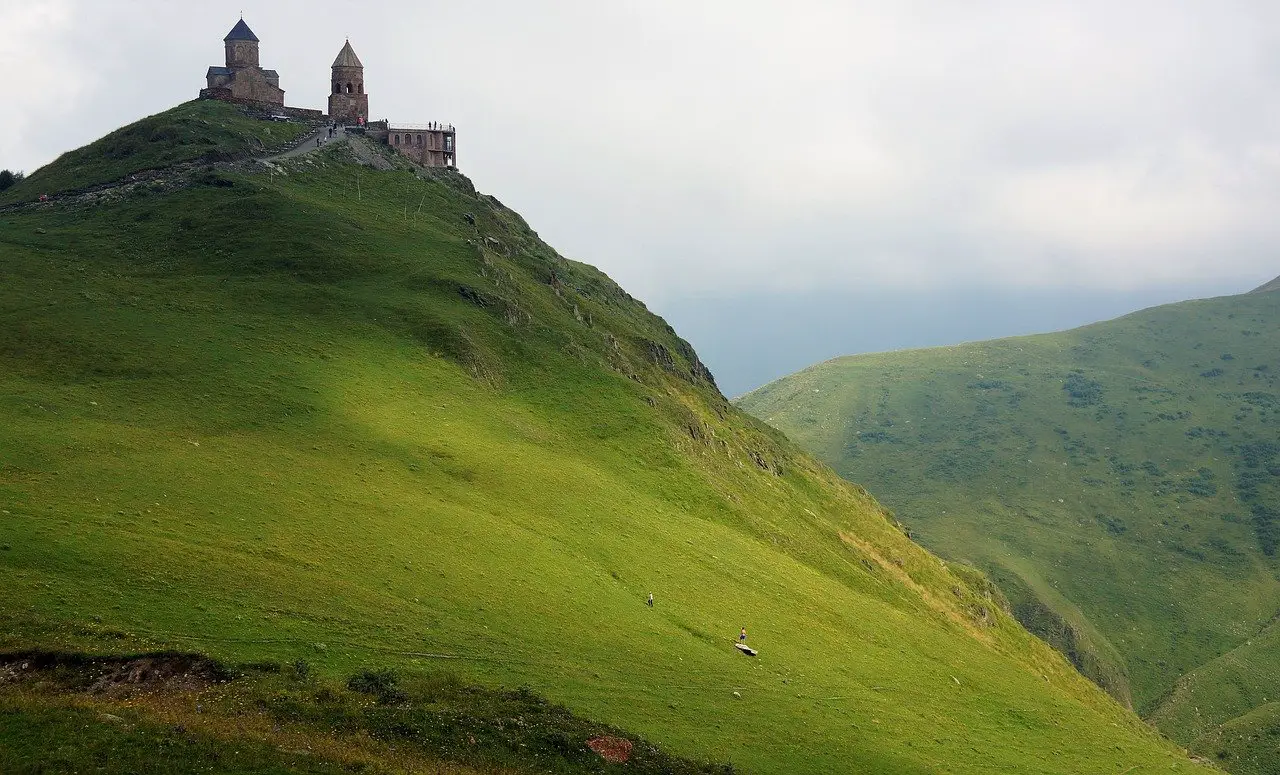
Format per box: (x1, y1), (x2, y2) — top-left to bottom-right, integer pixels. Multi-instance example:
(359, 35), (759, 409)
(4, 1), (1279, 393)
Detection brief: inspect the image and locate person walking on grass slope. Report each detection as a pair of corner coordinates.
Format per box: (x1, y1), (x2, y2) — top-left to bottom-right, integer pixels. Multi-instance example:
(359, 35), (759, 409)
(739, 626), (747, 642)
(647, 592), (654, 608)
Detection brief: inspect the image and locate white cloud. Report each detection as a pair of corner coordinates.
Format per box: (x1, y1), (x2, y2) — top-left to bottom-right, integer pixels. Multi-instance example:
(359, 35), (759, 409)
(0, 1), (84, 168)
(3, 0), (1280, 298)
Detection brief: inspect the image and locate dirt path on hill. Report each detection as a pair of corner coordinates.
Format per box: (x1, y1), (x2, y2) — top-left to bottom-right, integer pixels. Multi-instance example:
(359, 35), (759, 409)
(262, 124), (349, 162)
(0, 121), (358, 214)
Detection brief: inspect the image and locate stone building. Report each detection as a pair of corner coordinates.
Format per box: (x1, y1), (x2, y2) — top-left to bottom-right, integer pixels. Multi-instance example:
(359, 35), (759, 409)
(203, 19), (285, 106)
(368, 122), (457, 168)
(328, 41), (369, 123)
(329, 40), (455, 167)
(198, 21), (457, 168)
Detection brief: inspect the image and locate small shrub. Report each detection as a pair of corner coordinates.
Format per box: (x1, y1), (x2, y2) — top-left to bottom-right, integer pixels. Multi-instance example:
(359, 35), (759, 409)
(1172, 543), (1206, 561)
(198, 172), (235, 188)
(1186, 481), (1217, 497)
(348, 668), (406, 704)
(1206, 537), (1242, 557)
(148, 124), (181, 143)
(1095, 514), (1127, 535)
(1251, 503), (1279, 556)
(1063, 371), (1103, 407)
(102, 134), (144, 160)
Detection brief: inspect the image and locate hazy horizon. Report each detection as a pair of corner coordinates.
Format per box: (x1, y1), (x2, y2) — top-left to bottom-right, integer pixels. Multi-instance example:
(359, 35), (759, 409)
(660, 277), (1251, 396)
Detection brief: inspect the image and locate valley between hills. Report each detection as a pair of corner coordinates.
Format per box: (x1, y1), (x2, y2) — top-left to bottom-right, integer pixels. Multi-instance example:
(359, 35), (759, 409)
(741, 282), (1280, 774)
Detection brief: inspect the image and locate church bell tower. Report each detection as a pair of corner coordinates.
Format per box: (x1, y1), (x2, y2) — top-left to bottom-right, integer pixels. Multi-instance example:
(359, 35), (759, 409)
(328, 40), (369, 123)
(224, 18), (261, 69)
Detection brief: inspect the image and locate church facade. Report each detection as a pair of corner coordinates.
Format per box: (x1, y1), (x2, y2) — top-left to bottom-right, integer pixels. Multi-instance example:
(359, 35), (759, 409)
(203, 19), (285, 106)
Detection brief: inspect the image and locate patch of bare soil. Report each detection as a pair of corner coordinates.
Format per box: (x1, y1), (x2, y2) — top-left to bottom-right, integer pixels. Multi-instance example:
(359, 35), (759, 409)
(88, 654), (227, 696)
(0, 651), (229, 697)
(586, 734), (634, 763)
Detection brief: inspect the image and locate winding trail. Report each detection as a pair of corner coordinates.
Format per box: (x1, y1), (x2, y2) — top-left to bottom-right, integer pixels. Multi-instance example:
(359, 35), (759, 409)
(0, 121), (359, 214)
(262, 124), (350, 163)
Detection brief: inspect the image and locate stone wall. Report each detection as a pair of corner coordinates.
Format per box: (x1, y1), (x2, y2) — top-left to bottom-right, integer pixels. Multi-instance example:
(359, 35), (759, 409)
(219, 67), (284, 106)
(198, 90), (323, 120)
(328, 92), (369, 123)
(226, 40), (260, 68)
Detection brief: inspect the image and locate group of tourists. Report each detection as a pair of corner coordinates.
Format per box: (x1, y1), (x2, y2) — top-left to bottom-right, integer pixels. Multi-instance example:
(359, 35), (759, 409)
(315, 121), (344, 147)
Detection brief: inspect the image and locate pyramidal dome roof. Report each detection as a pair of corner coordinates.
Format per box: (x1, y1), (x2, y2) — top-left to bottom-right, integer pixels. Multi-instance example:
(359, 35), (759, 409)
(333, 40), (363, 68)
(224, 19), (260, 43)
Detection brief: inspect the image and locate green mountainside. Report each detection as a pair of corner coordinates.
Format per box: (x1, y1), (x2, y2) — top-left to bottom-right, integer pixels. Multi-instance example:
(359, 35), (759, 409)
(0, 99), (310, 206)
(739, 286), (1280, 772)
(0, 100), (1214, 774)
(1253, 276), (1280, 295)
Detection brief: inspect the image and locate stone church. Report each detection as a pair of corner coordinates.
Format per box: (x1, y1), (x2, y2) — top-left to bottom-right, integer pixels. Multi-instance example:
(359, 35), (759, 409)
(203, 19), (285, 106)
(200, 19), (457, 168)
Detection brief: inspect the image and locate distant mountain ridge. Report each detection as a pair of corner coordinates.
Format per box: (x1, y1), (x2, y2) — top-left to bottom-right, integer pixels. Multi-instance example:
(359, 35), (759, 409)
(739, 284), (1280, 773)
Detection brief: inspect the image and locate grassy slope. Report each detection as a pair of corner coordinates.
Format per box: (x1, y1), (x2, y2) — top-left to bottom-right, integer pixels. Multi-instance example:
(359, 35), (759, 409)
(1, 703), (375, 775)
(738, 288), (1280, 765)
(0, 101), (1211, 774)
(0, 100), (309, 206)
(1185, 699), (1280, 775)
(1151, 614), (1280, 751)
(0, 652), (726, 775)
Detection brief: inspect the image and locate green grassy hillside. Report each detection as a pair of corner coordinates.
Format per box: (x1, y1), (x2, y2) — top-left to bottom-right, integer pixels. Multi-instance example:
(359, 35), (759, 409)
(0, 100), (311, 208)
(1253, 277), (1280, 295)
(1185, 699), (1280, 775)
(1, 650), (729, 775)
(0, 100), (1214, 774)
(739, 286), (1280, 771)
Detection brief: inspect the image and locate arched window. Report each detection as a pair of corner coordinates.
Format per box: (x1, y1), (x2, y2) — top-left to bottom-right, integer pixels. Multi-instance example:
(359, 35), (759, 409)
(358, 83), (364, 94)
(333, 82), (340, 94)
(394, 134), (400, 145)
(416, 134), (423, 145)
(346, 83), (353, 94)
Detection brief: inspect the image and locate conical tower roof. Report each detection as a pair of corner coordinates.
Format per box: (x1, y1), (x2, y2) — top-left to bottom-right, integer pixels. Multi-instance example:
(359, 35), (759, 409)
(224, 19), (259, 43)
(332, 40), (363, 69)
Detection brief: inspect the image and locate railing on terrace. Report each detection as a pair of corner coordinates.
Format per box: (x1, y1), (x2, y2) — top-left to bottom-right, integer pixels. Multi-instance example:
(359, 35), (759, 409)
(388, 123), (456, 132)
